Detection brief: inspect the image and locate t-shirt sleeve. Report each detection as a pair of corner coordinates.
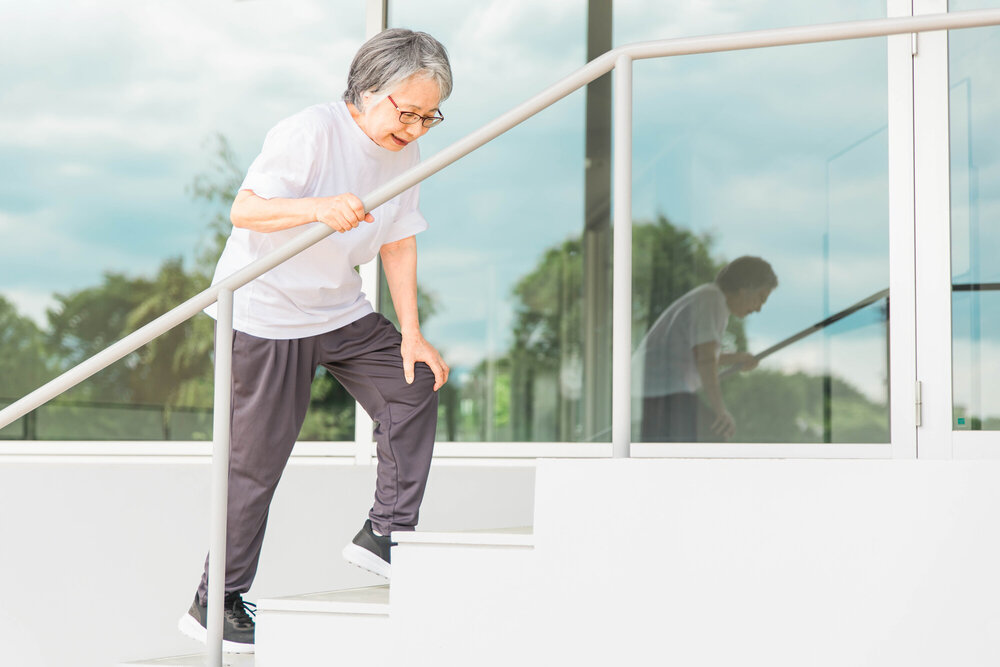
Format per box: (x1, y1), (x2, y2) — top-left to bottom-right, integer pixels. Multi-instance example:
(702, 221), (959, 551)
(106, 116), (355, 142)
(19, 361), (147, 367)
(690, 289), (727, 348)
(239, 114), (324, 200)
(382, 184), (429, 244)
(380, 144), (429, 245)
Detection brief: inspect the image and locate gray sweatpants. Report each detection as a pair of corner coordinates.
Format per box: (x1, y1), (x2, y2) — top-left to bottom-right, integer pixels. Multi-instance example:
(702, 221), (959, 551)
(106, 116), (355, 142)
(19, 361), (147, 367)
(197, 312), (438, 602)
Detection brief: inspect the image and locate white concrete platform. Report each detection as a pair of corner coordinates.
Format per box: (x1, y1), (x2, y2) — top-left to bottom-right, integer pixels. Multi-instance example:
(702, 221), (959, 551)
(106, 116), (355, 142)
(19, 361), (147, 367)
(125, 460), (1000, 667)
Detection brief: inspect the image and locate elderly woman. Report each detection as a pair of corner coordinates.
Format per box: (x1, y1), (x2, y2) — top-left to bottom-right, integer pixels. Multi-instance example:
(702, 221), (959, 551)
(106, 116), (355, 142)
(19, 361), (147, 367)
(633, 256), (777, 443)
(179, 29), (451, 653)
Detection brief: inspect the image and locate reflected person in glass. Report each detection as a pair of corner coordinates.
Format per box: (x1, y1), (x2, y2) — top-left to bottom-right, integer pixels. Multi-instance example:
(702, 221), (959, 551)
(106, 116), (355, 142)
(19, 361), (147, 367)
(179, 29), (451, 654)
(633, 256), (777, 442)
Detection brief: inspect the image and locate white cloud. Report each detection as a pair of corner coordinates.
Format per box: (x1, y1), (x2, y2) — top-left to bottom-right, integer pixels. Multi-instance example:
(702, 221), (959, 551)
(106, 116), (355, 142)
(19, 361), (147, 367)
(0, 289), (58, 328)
(615, 0), (885, 46)
(0, 208), (163, 292)
(758, 330), (890, 403)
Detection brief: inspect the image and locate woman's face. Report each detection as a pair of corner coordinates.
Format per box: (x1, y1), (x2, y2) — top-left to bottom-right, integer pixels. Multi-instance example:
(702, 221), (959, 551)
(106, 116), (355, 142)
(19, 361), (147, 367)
(356, 75), (442, 152)
(728, 285), (772, 318)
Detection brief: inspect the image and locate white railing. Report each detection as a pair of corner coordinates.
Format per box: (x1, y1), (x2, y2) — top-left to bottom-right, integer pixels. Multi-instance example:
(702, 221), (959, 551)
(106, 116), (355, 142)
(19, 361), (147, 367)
(3, 9), (1000, 666)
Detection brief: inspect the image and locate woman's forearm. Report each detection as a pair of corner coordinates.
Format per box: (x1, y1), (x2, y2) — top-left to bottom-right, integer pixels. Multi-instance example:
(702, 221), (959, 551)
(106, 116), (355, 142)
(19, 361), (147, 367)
(230, 190), (373, 234)
(693, 342), (726, 414)
(380, 235), (420, 334)
(230, 190), (322, 232)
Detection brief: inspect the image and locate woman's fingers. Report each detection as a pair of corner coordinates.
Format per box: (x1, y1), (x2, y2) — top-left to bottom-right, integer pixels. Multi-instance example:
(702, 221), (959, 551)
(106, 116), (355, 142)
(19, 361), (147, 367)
(318, 193), (373, 232)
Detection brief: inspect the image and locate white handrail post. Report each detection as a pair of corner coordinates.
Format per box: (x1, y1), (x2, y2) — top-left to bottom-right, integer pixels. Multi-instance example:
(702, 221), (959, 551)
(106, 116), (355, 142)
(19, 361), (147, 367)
(612, 54), (633, 459)
(207, 288), (234, 667)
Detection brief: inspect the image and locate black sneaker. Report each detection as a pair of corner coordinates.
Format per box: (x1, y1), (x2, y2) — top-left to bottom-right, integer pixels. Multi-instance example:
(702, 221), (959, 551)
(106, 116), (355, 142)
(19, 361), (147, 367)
(177, 591), (256, 654)
(342, 519), (395, 579)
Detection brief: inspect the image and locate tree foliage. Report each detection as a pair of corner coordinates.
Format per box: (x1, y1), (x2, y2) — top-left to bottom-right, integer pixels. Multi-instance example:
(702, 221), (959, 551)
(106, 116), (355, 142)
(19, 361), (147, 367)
(0, 296), (52, 398)
(6, 134), (358, 440)
(460, 213), (888, 443)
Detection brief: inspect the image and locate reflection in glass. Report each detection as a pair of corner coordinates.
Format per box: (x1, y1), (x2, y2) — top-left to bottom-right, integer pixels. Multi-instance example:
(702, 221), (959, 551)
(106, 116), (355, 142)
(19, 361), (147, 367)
(633, 257), (777, 442)
(949, 8), (1000, 430)
(387, 1), (593, 442)
(630, 35), (890, 444)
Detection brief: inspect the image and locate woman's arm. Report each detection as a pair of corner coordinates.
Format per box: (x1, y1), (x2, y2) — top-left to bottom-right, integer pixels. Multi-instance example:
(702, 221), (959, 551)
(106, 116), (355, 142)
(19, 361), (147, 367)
(719, 351), (759, 371)
(380, 235), (449, 391)
(230, 189), (374, 233)
(693, 341), (735, 440)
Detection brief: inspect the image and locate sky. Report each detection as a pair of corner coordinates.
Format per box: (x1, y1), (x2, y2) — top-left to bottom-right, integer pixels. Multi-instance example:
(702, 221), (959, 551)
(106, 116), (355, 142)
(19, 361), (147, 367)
(2, 0), (998, 426)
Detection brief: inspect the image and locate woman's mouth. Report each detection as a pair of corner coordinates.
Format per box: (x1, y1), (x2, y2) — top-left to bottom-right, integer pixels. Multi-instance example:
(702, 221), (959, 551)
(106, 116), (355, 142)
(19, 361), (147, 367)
(391, 134), (408, 147)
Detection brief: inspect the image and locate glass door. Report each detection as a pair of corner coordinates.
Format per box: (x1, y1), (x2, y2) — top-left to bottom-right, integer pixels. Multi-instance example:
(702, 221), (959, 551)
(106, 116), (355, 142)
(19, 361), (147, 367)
(629, 0), (921, 457)
(916, 0), (1000, 458)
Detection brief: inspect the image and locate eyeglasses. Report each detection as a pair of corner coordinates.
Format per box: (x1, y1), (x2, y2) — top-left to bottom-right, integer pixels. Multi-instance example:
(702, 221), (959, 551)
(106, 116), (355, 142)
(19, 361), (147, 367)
(388, 95), (444, 128)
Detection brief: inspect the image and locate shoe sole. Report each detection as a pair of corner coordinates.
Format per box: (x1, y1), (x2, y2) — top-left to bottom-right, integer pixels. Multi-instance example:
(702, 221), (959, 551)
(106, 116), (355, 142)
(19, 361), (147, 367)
(342, 542), (391, 579)
(178, 612), (255, 654)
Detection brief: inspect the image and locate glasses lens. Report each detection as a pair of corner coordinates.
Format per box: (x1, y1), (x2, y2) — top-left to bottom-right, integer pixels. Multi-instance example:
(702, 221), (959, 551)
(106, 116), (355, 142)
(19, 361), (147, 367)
(422, 117), (443, 128)
(398, 112), (420, 124)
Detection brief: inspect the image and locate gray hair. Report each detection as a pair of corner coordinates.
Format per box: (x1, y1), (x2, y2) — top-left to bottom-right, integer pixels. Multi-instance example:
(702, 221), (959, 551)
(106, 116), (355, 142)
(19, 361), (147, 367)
(715, 256), (778, 293)
(343, 29), (452, 112)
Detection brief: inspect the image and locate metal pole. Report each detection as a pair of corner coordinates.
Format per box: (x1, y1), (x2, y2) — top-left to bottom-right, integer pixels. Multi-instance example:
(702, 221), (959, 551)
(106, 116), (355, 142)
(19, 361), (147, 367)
(612, 54), (633, 459)
(618, 8), (1000, 61)
(582, 0), (614, 443)
(207, 288), (233, 667)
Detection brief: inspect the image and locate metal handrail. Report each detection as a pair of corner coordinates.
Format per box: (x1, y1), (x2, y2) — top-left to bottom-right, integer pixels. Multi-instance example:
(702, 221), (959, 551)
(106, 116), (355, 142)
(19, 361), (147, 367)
(719, 288), (890, 380)
(3, 9), (1000, 665)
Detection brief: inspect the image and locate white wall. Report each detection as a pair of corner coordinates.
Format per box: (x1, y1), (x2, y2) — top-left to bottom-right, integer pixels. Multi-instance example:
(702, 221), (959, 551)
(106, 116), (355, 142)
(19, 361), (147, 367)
(382, 458), (1000, 666)
(531, 459), (1000, 666)
(0, 457), (535, 667)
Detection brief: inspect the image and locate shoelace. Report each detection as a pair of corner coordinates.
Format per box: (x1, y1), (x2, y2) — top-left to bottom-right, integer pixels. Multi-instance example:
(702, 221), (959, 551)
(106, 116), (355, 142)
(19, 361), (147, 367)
(225, 596), (257, 628)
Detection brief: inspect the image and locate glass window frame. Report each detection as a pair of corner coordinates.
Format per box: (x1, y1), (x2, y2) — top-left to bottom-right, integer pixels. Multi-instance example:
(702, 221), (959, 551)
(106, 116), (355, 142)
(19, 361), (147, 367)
(12, 0), (990, 462)
(918, 0), (1000, 458)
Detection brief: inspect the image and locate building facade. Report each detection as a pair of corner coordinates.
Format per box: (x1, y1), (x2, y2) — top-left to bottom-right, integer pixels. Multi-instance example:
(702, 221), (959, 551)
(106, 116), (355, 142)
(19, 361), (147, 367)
(4, 0), (998, 461)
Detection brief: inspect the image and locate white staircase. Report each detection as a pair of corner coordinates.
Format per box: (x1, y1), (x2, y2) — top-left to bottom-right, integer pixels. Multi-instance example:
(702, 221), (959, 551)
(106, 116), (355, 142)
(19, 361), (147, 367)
(254, 586), (391, 665)
(120, 528), (533, 667)
(124, 458), (1000, 667)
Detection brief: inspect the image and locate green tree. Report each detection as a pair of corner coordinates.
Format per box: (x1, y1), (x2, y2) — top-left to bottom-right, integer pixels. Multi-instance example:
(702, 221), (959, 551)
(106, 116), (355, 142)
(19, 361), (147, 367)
(497, 214), (736, 441)
(632, 215), (746, 351)
(46, 272), (156, 403)
(465, 212), (887, 444)
(723, 369), (888, 443)
(125, 257), (215, 407)
(0, 296), (53, 399)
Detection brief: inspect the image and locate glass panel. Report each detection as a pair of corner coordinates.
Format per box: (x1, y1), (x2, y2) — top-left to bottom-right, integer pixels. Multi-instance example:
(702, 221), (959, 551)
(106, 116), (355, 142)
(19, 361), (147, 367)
(628, 34), (890, 443)
(949, 0), (1000, 430)
(0, 0), (362, 440)
(386, 1), (890, 445)
(614, 1), (886, 42)
(386, 1), (593, 442)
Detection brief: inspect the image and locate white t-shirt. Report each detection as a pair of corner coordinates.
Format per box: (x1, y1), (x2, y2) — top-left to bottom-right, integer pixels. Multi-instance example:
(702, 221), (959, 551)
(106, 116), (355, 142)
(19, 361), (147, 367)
(632, 283), (730, 397)
(206, 101), (429, 339)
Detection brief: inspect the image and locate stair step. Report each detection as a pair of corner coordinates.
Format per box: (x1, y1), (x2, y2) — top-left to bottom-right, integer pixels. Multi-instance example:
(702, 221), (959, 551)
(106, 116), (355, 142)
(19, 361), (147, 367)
(387, 526), (538, 665)
(257, 585), (390, 615)
(118, 654), (254, 666)
(393, 525), (533, 547)
(254, 586), (389, 666)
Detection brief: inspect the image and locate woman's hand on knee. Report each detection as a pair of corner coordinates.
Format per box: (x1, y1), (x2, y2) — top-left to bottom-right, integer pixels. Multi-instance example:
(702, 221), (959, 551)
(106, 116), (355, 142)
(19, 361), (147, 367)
(400, 331), (450, 391)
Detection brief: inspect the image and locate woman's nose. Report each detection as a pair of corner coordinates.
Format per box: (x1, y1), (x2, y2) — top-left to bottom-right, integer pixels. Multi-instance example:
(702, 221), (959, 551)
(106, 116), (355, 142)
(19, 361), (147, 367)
(405, 123), (429, 139)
